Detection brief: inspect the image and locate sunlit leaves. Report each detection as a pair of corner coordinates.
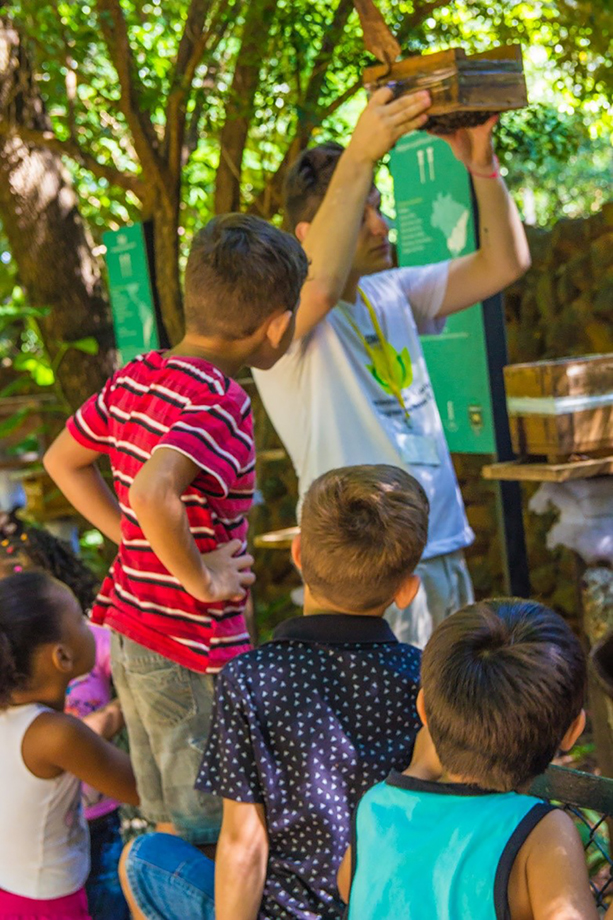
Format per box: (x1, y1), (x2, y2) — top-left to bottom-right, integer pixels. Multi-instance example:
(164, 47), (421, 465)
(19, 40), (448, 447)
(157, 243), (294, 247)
(1, 0), (611, 247)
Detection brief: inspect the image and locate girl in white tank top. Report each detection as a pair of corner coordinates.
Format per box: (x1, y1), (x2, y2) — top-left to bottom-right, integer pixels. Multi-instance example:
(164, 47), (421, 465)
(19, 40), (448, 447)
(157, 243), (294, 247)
(0, 571), (139, 920)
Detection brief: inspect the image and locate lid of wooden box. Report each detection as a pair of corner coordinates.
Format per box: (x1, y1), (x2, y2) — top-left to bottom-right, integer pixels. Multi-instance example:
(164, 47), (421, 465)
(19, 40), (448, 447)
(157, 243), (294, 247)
(363, 45), (527, 115)
(504, 353), (613, 399)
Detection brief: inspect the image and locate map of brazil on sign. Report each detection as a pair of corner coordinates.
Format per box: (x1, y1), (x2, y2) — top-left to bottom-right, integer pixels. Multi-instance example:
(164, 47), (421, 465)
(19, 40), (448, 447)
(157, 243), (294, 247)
(389, 133), (496, 454)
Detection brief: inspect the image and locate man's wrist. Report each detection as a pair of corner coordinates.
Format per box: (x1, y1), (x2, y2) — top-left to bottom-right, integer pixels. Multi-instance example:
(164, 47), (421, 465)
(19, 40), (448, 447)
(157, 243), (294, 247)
(467, 154), (500, 180)
(342, 140), (377, 171)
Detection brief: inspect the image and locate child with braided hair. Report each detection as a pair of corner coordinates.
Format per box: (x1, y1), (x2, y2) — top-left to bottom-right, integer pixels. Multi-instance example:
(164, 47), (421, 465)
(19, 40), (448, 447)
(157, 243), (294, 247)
(0, 570), (138, 920)
(0, 513), (130, 920)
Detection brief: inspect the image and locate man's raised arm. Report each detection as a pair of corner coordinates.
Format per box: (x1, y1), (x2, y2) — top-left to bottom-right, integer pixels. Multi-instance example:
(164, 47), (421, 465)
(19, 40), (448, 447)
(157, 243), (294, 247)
(294, 87), (431, 340)
(437, 115), (532, 317)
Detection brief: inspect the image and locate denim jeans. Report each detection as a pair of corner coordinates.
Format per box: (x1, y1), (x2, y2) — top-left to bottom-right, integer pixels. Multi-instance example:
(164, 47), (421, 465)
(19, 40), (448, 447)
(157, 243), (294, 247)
(385, 549), (474, 648)
(110, 632), (222, 845)
(86, 810), (130, 920)
(125, 833), (215, 920)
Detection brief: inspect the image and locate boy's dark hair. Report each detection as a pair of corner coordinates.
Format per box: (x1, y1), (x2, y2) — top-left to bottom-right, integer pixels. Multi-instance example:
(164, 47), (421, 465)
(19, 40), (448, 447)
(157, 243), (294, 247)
(0, 571), (68, 708)
(300, 464), (429, 612)
(421, 599), (587, 791)
(0, 511), (99, 612)
(184, 214), (309, 339)
(283, 143), (345, 231)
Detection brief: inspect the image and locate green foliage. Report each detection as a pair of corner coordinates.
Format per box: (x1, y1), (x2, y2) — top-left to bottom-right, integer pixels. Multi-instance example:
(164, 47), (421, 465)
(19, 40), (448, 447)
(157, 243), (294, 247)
(497, 105), (613, 224)
(3, 0), (612, 244)
(0, 266), (99, 456)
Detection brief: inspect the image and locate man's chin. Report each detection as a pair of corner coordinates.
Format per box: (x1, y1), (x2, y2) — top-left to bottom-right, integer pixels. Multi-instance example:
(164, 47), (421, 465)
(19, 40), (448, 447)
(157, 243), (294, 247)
(362, 253), (393, 275)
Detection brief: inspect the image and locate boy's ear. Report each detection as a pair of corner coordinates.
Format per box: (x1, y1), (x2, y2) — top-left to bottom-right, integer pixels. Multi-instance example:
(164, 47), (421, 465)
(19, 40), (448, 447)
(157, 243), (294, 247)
(294, 221), (311, 244)
(51, 643), (75, 675)
(416, 688), (428, 727)
(559, 708), (586, 753)
(265, 310), (294, 349)
(291, 533), (302, 571)
(393, 574), (420, 610)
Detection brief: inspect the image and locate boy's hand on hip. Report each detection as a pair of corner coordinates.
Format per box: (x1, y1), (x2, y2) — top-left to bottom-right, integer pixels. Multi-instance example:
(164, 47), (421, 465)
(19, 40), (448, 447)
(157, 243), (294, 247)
(346, 87), (431, 165)
(200, 539), (255, 603)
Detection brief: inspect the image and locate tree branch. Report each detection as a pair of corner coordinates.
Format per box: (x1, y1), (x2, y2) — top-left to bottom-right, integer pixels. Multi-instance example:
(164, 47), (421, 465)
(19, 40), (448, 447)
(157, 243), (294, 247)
(0, 121), (146, 196)
(395, 0), (452, 46)
(164, 0), (212, 175)
(301, 0), (355, 113)
(249, 0), (453, 220)
(165, 0), (235, 178)
(247, 0), (358, 219)
(214, 0), (280, 213)
(95, 0), (170, 189)
(321, 77), (362, 119)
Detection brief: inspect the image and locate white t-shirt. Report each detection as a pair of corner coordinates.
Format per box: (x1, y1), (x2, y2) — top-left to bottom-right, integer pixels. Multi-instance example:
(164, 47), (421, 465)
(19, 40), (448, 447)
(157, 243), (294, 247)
(253, 263), (474, 560)
(0, 703), (90, 899)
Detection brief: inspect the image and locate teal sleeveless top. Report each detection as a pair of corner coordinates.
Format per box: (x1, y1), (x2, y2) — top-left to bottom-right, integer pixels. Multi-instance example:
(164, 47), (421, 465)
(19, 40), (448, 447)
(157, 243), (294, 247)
(347, 771), (554, 920)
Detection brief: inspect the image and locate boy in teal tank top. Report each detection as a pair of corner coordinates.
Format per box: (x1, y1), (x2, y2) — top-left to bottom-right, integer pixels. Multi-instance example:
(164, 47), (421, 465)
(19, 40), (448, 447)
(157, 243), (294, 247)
(339, 599), (612, 920)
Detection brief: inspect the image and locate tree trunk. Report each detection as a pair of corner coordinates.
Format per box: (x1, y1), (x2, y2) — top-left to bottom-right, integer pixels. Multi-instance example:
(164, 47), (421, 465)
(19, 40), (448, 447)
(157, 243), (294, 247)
(0, 23), (116, 408)
(214, 0), (280, 214)
(151, 193), (184, 345)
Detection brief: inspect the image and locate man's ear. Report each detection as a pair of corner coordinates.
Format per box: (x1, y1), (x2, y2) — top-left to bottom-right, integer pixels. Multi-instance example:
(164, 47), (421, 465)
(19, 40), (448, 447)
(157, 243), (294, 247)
(559, 709), (586, 753)
(294, 221), (311, 244)
(416, 688), (428, 727)
(51, 643), (75, 675)
(291, 533), (302, 571)
(265, 310), (293, 349)
(393, 574), (420, 610)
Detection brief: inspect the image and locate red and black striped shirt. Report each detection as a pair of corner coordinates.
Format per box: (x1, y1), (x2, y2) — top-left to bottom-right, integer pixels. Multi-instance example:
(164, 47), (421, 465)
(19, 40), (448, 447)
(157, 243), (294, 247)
(67, 351), (254, 673)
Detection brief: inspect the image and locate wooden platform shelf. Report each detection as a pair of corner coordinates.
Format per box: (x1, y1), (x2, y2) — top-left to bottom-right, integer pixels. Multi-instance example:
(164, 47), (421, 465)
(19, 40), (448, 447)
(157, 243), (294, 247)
(253, 526), (300, 550)
(482, 454), (613, 483)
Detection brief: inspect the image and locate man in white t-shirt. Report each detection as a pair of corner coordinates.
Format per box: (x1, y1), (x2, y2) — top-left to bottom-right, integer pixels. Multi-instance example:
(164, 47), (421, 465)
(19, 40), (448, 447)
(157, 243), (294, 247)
(253, 87), (531, 644)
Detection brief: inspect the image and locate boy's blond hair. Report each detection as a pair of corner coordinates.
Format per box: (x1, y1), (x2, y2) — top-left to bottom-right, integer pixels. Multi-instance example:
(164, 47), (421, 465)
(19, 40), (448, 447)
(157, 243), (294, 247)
(300, 464), (429, 611)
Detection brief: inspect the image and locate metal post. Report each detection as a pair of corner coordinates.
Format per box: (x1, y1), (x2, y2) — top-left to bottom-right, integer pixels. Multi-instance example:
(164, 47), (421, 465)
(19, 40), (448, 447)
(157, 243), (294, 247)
(481, 293), (531, 596)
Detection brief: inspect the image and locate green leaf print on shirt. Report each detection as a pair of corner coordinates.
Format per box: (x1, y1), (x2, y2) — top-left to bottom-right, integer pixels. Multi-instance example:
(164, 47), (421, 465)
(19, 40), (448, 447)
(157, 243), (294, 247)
(345, 288), (413, 422)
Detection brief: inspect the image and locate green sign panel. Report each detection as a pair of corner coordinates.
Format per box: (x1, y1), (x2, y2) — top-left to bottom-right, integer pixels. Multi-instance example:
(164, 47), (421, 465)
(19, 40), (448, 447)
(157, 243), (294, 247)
(390, 133), (495, 453)
(103, 223), (159, 364)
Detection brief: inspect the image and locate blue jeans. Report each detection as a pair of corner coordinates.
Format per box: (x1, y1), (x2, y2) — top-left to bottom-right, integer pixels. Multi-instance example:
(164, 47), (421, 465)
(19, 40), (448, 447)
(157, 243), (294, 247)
(126, 833), (215, 920)
(87, 810), (130, 920)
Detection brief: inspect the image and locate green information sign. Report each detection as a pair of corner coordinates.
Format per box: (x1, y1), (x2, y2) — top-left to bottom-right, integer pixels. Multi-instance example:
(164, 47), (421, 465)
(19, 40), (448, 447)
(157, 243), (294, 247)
(390, 133), (495, 453)
(104, 223), (160, 364)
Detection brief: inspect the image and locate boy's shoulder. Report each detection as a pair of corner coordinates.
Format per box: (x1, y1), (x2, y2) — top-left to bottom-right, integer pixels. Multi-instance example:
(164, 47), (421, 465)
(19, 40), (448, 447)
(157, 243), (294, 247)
(218, 630), (421, 700)
(108, 351), (251, 415)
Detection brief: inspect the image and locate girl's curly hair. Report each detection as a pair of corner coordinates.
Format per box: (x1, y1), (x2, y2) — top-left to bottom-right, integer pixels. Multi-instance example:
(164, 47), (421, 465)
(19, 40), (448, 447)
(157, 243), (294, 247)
(0, 510), (99, 613)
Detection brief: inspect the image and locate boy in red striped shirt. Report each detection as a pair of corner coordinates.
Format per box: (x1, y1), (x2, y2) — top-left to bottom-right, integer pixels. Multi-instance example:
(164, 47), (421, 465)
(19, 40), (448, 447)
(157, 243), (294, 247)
(44, 214), (308, 846)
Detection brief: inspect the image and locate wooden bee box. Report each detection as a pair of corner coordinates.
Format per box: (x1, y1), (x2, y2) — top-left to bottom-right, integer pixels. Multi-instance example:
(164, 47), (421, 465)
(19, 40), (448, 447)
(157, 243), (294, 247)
(504, 354), (613, 461)
(363, 45), (528, 134)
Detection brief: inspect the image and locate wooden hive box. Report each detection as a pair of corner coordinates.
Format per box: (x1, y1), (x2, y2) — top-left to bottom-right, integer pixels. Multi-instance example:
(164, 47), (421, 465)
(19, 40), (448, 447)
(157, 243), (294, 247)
(363, 45), (528, 134)
(504, 354), (613, 461)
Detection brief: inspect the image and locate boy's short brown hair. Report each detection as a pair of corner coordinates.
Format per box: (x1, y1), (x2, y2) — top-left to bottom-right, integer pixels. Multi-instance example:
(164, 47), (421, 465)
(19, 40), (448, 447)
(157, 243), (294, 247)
(184, 214), (309, 339)
(283, 143), (345, 232)
(300, 464), (429, 612)
(421, 599), (587, 791)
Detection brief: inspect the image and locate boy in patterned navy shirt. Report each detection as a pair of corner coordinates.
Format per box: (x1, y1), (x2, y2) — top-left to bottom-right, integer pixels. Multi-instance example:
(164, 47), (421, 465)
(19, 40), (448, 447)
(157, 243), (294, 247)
(121, 464), (429, 920)
(44, 214), (308, 847)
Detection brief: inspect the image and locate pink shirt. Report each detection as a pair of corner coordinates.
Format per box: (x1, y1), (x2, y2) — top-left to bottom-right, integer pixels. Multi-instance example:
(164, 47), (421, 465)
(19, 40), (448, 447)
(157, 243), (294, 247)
(67, 351), (254, 674)
(65, 625), (119, 821)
